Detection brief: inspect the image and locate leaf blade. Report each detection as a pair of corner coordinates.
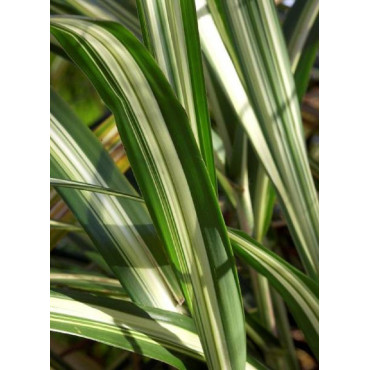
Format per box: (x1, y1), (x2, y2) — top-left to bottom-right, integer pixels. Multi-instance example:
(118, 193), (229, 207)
(51, 87), (184, 311)
(51, 178), (145, 202)
(51, 289), (263, 370)
(196, 0), (319, 279)
(51, 17), (246, 370)
(136, 0), (216, 189)
(228, 229), (319, 359)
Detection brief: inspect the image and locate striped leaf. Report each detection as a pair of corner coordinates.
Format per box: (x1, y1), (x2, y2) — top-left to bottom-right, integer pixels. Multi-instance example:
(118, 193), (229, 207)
(196, 0), (319, 279)
(51, 178), (144, 202)
(51, 0), (142, 38)
(51, 271), (274, 367)
(50, 219), (83, 232)
(136, 0), (216, 189)
(245, 0), (320, 243)
(51, 17), (246, 370)
(228, 229), (319, 359)
(50, 113), (130, 249)
(203, 61), (235, 165)
(51, 289), (264, 370)
(51, 289), (202, 370)
(51, 271), (128, 299)
(283, 0), (319, 72)
(51, 88), (184, 311)
(250, 160), (276, 244)
(293, 17), (319, 102)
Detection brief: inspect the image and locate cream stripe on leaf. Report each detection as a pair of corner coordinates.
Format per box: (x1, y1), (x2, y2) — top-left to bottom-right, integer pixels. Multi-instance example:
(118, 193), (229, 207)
(50, 271), (128, 299)
(51, 0), (142, 38)
(50, 177), (145, 202)
(283, 0), (319, 103)
(196, 0), (319, 279)
(51, 17), (245, 370)
(283, 0), (319, 72)
(50, 219), (83, 232)
(228, 229), (319, 359)
(136, 0), (216, 189)
(50, 289), (265, 370)
(51, 289), (203, 370)
(51, 88), (184, 311)
(292, 16), (319, 103)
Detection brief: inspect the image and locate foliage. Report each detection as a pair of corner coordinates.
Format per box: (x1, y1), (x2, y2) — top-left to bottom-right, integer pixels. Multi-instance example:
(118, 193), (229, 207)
(50, 1), (319, 369)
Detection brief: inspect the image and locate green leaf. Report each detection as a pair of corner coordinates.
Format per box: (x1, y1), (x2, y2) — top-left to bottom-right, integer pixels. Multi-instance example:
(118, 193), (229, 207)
(251, 163), (275, 243)
(50, 112), (130, 249)
(51, 87), (184, 311)
(228, 229), (319, 359)
(283, 0), (319, 71)
(50, 272), (270, 368)
(51, 17), (246, 370)
(51, 178), (144, 202)
(293, 17), (319, 102)
(204, 61), (235, 164)
(229, 126), (255, 234)
(51, 271), (128, 299)
(197, 0), (319, 279)
(51, 289), (263, 370)
(50, 219), (83, 232)
(136, 0), (216, 189)
(51, 0), (142, 38)
(50, 289), (202, 370)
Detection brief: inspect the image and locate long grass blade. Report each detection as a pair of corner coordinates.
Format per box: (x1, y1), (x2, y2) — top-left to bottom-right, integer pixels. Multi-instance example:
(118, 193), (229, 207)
(136, 0), (216, 189)
(50, 219), (83, 232)
(293, 17), (319, 102)
(51, 289), (202, 370)
(228, 229), (319, 359)
(51, 88), (184, 311)
(51, 17), (246, 370)
(50, 113), (130, 249)
(283, 0), (319, 71)
(51, 178), (144, 202)
(251, 163), (275, 244)
(197, 0), (319, 279)
(51, 0), (142, 38)
(51, 289), (264, 370)
(51, 271), (128, 299)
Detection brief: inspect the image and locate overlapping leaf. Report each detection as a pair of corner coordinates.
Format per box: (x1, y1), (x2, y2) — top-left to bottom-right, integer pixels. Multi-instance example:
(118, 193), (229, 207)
(228, 229), (319, 359)
(50, 113), (130, 249)
(136, 0), (216, 189)
(51, 17), (246, 370)
(196, 0), (319, 279)
(51, 178), (144, 202)
(51, 0), (142, 38)
(51, 88), (183, 311)
(283, 0), (319, 71)
(51, 271), (128, 299)
(51, 289), (265, 370)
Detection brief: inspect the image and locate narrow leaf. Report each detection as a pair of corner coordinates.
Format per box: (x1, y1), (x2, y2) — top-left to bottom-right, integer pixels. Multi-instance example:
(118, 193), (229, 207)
(51, 0), (142, 38)
(228, 229), (319, 359)
(197, 0), (319, 279)
(50, 219), (83, 232)
(51, 17), (246, 370)
(283, 0), (319, 71)
(51, 289), (264, 370)
(51, 178), (144, 202)
(136, 0), (216, 189)
(51, 271), (128, 299)
(293, 17), (319, 102)
(51, 88), (184, 311)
